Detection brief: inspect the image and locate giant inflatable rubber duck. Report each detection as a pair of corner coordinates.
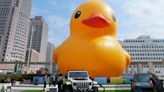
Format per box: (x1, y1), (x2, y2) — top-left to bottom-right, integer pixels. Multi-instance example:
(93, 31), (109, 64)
(53, 0), (131, 78)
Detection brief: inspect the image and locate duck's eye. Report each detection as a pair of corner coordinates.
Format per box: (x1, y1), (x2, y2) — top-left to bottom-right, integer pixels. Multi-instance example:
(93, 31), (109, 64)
(75, 11), (81, 19)
(112, 14), (116, 22)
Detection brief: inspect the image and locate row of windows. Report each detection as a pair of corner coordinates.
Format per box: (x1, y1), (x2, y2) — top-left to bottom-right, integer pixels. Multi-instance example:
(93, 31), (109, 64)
(129, 65), (164, 68)
(0, 23), (6, 26)
(14, 38), (26, 44)
(0, 1), (11, 5)
(13, 45), (24, 50)
(153, 40), (164, 42)
(131, 57), (163, 60)
(124, 40), (145, 43)
(154, 65), (164, 68)
(156, 71), (161, 74)
(11, 52), (24, 56)
(13, 48), (24, 52)
(124, 40), (164, 43)
(0, 8), (10, 13)
(130, 53), (164, 56)
(123, 45), (164, 48)
(126, 49), (164, 52)
(0, 18), (7, 22)
(14, 41), (26, 47)
(142, 65), (148, 68)
(12, 55), (24, 59)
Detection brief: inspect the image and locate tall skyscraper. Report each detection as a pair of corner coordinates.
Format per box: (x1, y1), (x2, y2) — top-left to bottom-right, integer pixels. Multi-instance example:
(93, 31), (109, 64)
(46, 42), (56, 73)
(120, 35), (164, 78)
(28, 16), (48, 62)
(0, 0), (32, 62)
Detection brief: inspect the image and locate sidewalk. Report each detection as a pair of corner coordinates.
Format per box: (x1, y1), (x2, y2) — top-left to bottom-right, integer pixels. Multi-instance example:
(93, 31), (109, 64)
(13, 84), (131, 91)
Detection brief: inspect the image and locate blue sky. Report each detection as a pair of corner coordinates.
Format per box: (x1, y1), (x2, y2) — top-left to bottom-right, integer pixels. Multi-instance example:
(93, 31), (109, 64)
(31, 0), (164, 46)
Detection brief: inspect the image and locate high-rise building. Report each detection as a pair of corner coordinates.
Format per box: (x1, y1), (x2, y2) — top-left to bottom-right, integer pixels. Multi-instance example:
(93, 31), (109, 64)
(46, 42), (56, 73)
(120, 35), (164, 79)
(25, 48), (39, 72)
(25, 49), (39, 63)
(28, 16), (48, 63)
(0, 0), (32, 62)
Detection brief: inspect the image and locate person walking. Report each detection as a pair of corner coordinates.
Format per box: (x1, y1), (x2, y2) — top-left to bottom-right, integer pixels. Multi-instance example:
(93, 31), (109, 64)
(49, 74), (56, 86)
(43, 74), (48, 91)
(149, 74), (164, 92)
(56, 73), (63, 92)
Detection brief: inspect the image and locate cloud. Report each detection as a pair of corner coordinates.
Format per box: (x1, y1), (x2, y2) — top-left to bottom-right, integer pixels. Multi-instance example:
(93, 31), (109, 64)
(118, 0), (164, 39)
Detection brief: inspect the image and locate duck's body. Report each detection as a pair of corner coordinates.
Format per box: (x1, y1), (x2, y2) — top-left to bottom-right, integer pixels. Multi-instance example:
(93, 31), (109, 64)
(55, 36), (128, 78)
(53, 0), (131, 78)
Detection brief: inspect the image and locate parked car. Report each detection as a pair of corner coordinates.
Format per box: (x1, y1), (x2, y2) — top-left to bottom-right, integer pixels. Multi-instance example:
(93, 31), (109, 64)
(123, 76), (133, 84)
(131, 73), (155, 92)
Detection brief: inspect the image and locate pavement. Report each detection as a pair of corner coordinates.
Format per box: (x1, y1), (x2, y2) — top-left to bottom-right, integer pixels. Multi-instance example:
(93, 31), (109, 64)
(11, 84), (131, 92)
(12, 84), (57, 92)
(3, 83), (164, 92)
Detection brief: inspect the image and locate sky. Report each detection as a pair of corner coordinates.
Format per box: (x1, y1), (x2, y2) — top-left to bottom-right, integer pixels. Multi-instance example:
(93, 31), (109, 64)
(31, 0), (164, 47)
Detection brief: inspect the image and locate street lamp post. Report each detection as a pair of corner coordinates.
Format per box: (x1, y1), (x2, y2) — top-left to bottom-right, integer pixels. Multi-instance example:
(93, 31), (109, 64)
(27, 26), (35, 70)
(35, 59), (37, 74)
(50, 45), (54, 74)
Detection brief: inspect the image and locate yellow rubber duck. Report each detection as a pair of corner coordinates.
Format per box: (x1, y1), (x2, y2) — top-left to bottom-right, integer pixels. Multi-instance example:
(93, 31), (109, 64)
(53, 0), (131, 78)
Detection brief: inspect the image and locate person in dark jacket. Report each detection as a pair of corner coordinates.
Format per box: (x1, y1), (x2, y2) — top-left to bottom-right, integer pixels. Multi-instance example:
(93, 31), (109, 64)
(49, 74), (56, 86)
(43, 74), (48, 91)
(150, 74), (164, 92)
(56, 74), (63, 92)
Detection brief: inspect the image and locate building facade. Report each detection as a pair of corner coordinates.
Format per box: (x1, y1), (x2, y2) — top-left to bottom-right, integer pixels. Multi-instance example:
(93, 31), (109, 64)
(46, 42), (56, 73)
(25, 49), (39, 63)
(28, 16), (48, 63)
(120, 35), (164, 79)
(25, 49), (39, 72)
(0, 0), (31, 62)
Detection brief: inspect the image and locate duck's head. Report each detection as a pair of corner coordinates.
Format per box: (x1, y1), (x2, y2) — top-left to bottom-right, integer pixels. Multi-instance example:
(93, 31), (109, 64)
(70, 0), (117, 37)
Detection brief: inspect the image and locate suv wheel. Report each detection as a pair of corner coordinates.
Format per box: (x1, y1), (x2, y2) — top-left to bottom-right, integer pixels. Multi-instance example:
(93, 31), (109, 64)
(63, 85), (72, 92)
(92, 87), (98, 92)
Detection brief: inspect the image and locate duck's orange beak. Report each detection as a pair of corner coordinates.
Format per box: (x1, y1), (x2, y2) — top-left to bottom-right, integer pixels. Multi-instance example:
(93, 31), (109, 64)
(82, 14), (110, 28)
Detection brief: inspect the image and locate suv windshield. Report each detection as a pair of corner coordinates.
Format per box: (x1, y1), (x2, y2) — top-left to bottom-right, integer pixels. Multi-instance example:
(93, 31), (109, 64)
(69, 72), (88, 78)
(134, 74), (152, 82)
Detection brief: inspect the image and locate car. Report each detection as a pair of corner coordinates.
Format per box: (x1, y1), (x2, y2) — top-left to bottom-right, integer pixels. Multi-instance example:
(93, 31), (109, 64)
(131, 73), (155, 92)
(123, 76), (133, 84)
(63, 71), (98, 92)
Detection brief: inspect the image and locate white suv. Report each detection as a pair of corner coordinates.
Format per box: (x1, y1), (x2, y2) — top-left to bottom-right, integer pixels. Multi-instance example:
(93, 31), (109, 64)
(63, 71), (98, 92)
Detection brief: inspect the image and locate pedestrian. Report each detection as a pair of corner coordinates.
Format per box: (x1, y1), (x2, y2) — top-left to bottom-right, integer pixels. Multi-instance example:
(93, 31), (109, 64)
(149, 74), (164, 92)
(43, 74), (48, 91)
(49, 74), (56, 86)
(56, 73), (63, 92)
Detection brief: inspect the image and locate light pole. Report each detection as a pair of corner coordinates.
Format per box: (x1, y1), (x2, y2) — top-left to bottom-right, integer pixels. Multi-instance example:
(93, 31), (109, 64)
(27, 26), (35, 71)
(35, 57), (37, 74)
(50, 45), (54, 74)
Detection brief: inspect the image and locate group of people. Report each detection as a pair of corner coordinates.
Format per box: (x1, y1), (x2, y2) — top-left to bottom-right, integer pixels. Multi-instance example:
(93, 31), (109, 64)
(43, 73), (63, 92)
